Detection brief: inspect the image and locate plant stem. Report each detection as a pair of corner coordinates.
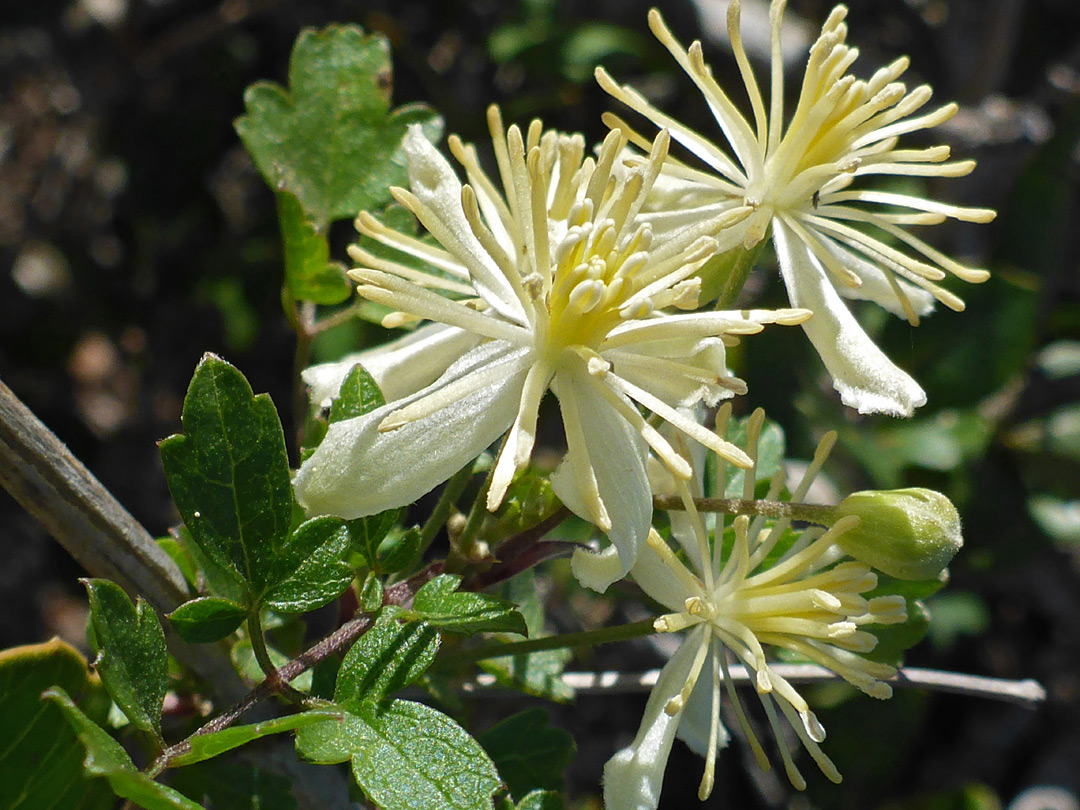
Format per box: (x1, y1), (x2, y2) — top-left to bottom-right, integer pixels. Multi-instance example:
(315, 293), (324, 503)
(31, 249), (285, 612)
(446, 618), (657, 665)
(418, 461), (477, 551)
(653, 495), (838, 526)
(247, 609), (307, 705)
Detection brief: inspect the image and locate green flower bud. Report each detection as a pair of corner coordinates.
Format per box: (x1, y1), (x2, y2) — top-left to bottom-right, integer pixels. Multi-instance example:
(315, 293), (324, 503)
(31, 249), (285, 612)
(833, 488), (962, 580)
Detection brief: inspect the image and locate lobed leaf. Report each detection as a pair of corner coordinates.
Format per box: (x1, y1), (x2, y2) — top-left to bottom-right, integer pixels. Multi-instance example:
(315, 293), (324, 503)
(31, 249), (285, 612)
(235, 24), (442, 228)
(83, 579), (168, 736)
(277, 192), (351, 304)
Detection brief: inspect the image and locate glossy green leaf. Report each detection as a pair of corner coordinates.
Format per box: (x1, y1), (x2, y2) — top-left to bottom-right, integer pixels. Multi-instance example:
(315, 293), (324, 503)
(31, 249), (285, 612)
(359, 573), (385, 613)
(235, 24), (442, 228)
(265, 516), (354, 614)
(168, 596), (248, 643)
(477, 709), (574, 798)
(169, 710), (341, 767)
(413, 575), (528, 636)
(277, 191), (351, 304)
(296, 699), (501, 810)
(347, 509), (404, 572)
(162, 356), (353, 611)
(376, 526), (424, 574)
(336, 610), (439, 706)
(329, 363), (386, 423)
(44, 688), (204, 810)
(160, 354), (293, 600)
(83, 578), (168, 736)
(0, 640), (112, 810)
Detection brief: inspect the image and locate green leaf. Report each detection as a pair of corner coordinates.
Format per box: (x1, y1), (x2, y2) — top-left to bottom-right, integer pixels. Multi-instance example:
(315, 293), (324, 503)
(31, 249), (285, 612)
(296, 699), (501, 810)
(413, 575), (528, 636)
(235, 24), (442, 228)
(480, 470), (563, 550)
(44, 688), (204, 810)
(329, 363), (386, 423)
(168, 596), (248, 643)
(359, 573), (385, 612)
(83, 579), (168, 736)
(173, 524), (247, 603)
(480, 571), (572, 702)
(0, 640), (112, 810)
(163, 355), (348, 609)
(477, 709), (574, 798)
(171, 759), (298, 810)
(160, 354), (293, 601)
(377, 526), (424, 574)
(865, 600), (931, 665)
(277, 192), (351, 304)
(265, 516), (354, 614)
(157, 535), (199, 589)
(169, 710), (341, 767)
(336, 610), (439, 706)
(515, 791), (566, 810)
(722, 413), (785, 498)
(347, 509), (405, 572)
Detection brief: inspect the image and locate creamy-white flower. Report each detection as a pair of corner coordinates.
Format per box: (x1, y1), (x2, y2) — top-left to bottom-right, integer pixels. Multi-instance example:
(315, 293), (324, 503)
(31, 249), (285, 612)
(294, 112), (810, 590)
(598, 3), (996, 416)
(303, 323), (481, 409)
(606, 408), (907, 808)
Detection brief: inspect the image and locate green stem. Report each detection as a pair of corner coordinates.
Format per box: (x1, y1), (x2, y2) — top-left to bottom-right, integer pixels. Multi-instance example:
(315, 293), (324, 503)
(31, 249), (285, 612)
(419, 461), (477, 551)
(247, 609), (306, 704)
(654, 495), (838, 526)
(447, 618), (657, 665)
(710, 236), (767, 309)
(445, 440), (505, 573)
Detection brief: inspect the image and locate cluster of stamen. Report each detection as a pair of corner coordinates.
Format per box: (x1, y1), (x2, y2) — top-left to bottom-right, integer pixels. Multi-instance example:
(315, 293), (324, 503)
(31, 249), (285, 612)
(648, 407), (907, 796)
(597, 1), (996, 326)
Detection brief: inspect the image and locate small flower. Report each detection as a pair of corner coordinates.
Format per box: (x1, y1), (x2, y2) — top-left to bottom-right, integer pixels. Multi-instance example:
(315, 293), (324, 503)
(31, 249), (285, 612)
(294, 112), (810, 590)
(607, 408), (908, 809)
(598, 4), (996, 417)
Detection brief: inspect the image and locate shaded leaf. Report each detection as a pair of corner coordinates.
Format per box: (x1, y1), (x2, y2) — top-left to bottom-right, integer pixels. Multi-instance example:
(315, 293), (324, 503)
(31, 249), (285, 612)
(0, 640), (112, 810)
(477, 709), (574, 798)
(278, 192), (351, 304)
(414, 575), (528, 636)
(347, 508), (403, 571)
(44, 688), (204, 810)
(235, 24), (442, 227)
(168, 596), (248, 643)
(171, 759), (298, 810)
(230, 640), (313, 693)
(83, 579), (167, 736)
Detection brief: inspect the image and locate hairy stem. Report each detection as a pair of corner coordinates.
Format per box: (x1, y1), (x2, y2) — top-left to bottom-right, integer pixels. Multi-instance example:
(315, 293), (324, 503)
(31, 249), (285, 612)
(654, 495), (838, 526)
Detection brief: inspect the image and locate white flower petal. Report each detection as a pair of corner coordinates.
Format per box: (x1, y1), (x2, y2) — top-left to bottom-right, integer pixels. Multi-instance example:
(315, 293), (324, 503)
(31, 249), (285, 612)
(552, 371), (651, 593)
(302, 324), (481, 408)
(822, 238), (936, 319)
(402, 126), (527, 324)
(603, 625), (708, 810)
(295, 342), (531, 519)
(629, 532), (695, 614)
(774, 220), (926, 417)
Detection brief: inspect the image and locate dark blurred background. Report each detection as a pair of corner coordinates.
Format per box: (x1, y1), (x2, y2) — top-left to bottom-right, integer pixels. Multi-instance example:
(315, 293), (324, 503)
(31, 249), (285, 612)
(1, 1), (1079, 808)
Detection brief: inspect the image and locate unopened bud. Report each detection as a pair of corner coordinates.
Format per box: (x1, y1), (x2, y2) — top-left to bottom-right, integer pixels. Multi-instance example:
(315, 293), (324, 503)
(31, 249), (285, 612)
(833, 488), (962, 580)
